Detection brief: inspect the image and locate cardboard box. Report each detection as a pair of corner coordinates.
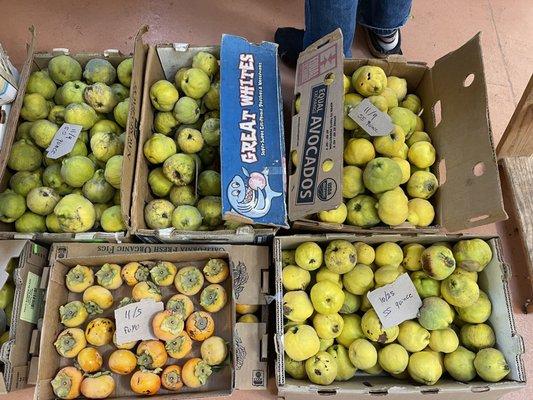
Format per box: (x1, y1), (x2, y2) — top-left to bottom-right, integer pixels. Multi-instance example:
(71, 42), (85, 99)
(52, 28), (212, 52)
(131, 39), (284, 243)
(273, 234), (526, 399)
(0, 26), (148, 243)
(219, 34), (288, 228)
(36, 242), (269, 399)
(288, 30), (508, 233)
(0, 240), (48, 393)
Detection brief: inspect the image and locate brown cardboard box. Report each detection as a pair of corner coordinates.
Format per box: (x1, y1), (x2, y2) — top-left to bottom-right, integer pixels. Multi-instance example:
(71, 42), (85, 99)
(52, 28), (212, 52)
(35, 242), (269, 399)
(273, 234), (526, 399)
(288, 30), (508, 233)
(130, 42), (277, 244)
(0, 240), (48, 393)
(0, 27), (148, 243)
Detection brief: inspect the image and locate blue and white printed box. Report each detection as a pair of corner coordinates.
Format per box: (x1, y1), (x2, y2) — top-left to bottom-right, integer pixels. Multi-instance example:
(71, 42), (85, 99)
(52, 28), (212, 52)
(220, 34), (288, 228)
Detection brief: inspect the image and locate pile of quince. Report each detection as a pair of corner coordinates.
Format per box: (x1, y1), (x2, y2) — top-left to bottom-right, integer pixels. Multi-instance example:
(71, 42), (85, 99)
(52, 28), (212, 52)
(300, 66), (438, 228)
(282, 238), (510, 386)
(143, 51), (227, 232)
(0, 55), (132, 233)
(51, 258), (230, 398)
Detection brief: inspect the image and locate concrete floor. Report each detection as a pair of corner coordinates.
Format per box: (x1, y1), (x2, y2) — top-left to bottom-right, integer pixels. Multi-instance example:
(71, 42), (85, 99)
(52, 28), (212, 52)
(1, 0), (532, 399)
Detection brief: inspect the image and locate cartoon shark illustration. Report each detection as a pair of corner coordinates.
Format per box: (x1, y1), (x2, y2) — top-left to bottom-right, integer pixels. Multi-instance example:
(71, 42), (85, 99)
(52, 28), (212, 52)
(227, 167), (282, 219)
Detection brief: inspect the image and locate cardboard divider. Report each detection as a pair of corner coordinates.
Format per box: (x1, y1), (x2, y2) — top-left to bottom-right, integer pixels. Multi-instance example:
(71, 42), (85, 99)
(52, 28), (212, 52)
(36, 243), (269, 399)
(130, 42), (277, 243)
(273, 234), (525, 399)
(289, 30), (507, 233)
(0, 26), (148, 243)
(0, 240), (48, 393)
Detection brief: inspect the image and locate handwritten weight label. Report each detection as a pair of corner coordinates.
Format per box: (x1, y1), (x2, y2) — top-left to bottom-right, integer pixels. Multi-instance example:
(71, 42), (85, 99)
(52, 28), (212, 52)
(348, 98), (394, 137)
(46, 123), (83, 159)
(114, 299), (164, 345)
(366, 273), (422, 329)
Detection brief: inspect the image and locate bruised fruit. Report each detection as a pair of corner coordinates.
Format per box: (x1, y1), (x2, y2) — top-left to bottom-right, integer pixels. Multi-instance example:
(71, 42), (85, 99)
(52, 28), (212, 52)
(144, 199), (174, 229)
(453, 239), (493, 272)
(421, 245), (456, 280)
(186, 311), (215, 341)
(284, 291), (314, 322)
(363, 157), (402, 194)
(324, 240), (357, 274)
(313, 313), (344, 339)
(460, 323), (495, 351)
(455, 290), (492, 323)
(85, 318), (114, 346)
(305, 351), (338, 385)
(441, 273), (480, 307)
(361, 309), (399, 344)
(310, 281), (345, 315)
(285, 354), (307, 379)
(327, 344), (356, 381)
(130, 370), (161, 395)
(295, 242), (323, 271)
(343, 264), (374, 295)
(54, 328), (87, 358)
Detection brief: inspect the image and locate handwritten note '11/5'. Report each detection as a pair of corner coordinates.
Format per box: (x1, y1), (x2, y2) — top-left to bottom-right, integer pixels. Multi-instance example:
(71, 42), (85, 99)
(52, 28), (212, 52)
(366, 273), (422, 329)
(114, 299), (164, 345)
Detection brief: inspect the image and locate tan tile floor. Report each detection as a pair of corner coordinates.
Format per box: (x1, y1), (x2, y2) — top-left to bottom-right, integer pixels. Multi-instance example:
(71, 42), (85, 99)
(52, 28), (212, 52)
(0, 0), (531, 398)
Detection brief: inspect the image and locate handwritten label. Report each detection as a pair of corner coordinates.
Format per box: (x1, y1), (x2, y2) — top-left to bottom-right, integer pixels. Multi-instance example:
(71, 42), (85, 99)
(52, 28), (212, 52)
(20, 271), (44, 324)
(45, 123), (83, 159)
(348, 98), (394, 137)
(366, 273), (422, 328)
(114, 299), (163, 345)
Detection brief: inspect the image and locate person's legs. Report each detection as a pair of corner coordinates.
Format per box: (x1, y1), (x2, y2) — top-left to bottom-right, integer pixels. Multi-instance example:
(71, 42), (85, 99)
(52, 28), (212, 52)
(358, 0), (412, 57)
(275, 0), (357, 67)
(304, 0), (358, 57)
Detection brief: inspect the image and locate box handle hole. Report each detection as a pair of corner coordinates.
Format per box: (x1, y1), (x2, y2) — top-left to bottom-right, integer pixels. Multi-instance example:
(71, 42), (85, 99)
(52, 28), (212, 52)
(324, 72), (335, 85)
(463, 73), (475, 87)
(473, 161), (486, 177)
(438, 158), (447, 185)
(469, 214), (490, 223)
(317, 389), (338, 396)
(432, 100), (441, 128)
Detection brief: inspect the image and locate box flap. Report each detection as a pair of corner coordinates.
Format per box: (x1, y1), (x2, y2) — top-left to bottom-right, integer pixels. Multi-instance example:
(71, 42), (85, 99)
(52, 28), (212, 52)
(234, 322), (268, 390)
(220, 34), (288, 228)
(428, 33), (507, 231)
(0, 26), (35, 179)
(120, 26), (148, 228)
(288, 29), (344, 221)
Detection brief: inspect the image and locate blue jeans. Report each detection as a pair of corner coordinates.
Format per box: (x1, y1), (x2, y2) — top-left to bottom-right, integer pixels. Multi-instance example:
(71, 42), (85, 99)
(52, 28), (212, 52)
(304, 0), (412, 57)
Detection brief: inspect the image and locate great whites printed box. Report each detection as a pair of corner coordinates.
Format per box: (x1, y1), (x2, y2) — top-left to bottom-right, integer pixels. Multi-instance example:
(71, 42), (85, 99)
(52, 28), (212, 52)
(131, 36), (286, 243)
(273, 234), (526, 400)
(0, 26), (148, 243)
(0, 240), (48, 393)
(35, 242), (269, 399)
(288, 29), (508, 233)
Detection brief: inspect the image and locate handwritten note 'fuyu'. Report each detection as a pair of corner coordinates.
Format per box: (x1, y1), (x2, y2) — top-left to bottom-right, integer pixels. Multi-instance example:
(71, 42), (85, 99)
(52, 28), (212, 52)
(114, 299), (164, 345)
(46, 123), (83, 159)
(366, 273), (422, 329)
(348, 98), (394, 137)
